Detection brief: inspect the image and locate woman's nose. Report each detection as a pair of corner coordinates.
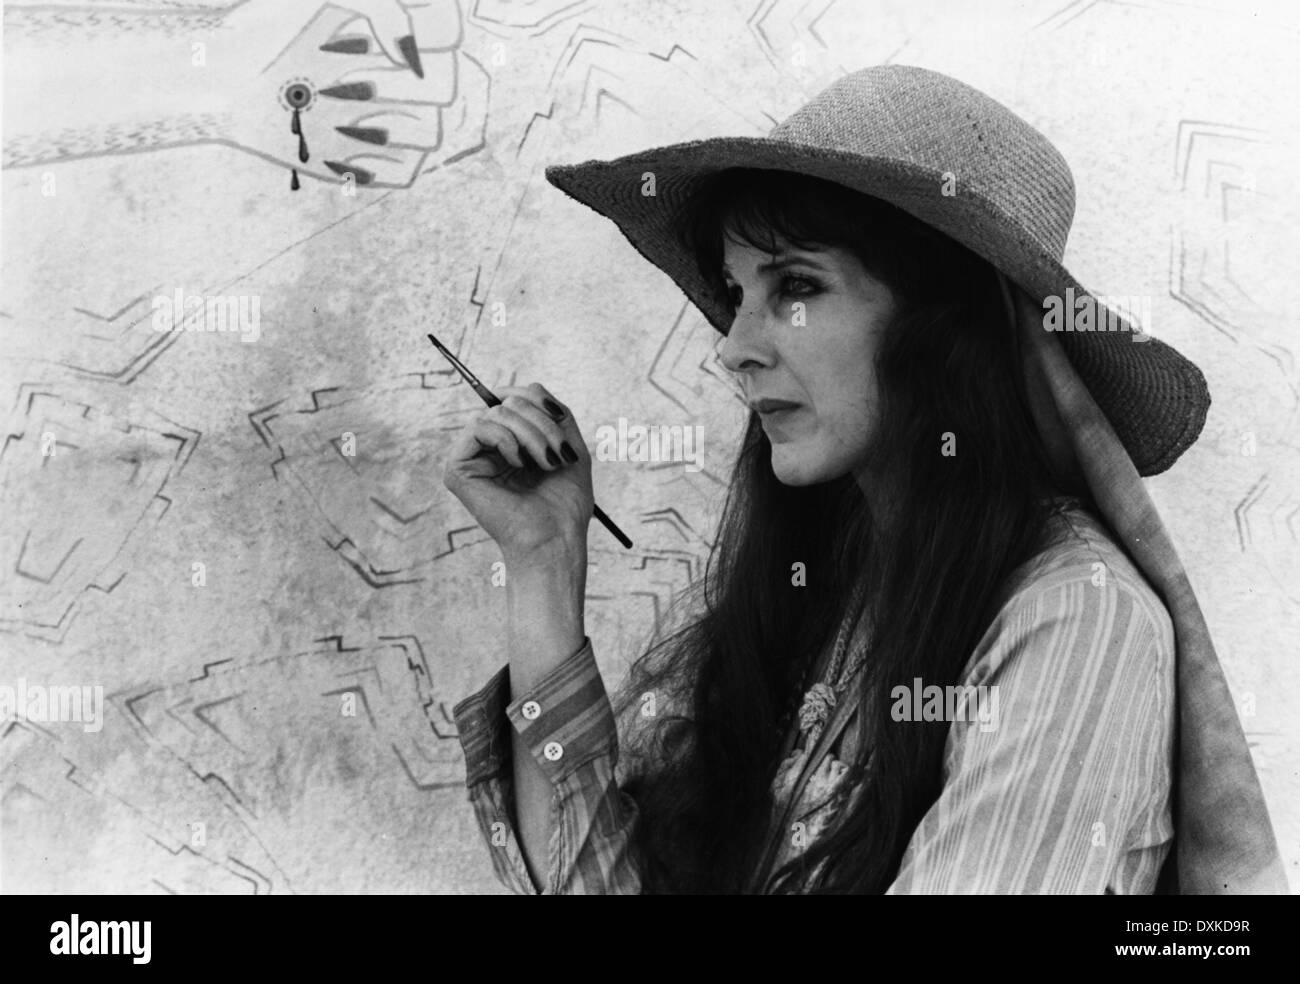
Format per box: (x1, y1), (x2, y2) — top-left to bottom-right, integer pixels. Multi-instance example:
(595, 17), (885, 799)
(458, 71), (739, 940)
(718, 302), (776, 375)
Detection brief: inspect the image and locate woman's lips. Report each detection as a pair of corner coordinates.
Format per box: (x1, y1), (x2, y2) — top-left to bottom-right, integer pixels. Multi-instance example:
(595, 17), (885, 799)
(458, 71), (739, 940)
(751, 398), (803, 414)
(757, 404), (804, 440)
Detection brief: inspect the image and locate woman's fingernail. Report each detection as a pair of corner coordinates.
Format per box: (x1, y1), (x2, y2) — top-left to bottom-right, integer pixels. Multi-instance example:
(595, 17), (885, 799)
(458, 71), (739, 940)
(397, 35), (424, 78)
(545, 447), (561, 467)
(560, 441), (578, 464)
(543, 398), (564, 420)
(336, 125), (388, 145)
(519, 448), (538, 470)
(320, 82), (375, 100)
(320, 36), (370, 54)
(324, 160), (375, 185)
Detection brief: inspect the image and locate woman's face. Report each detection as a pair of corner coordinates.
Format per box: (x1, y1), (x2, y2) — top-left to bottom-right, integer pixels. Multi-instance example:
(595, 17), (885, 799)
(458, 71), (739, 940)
(718, 229), (898, 488)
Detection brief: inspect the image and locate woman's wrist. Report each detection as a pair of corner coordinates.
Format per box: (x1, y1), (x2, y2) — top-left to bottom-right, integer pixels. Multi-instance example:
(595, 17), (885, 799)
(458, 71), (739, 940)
(503, 531), (589, 573)
(503, 542), (588, 692)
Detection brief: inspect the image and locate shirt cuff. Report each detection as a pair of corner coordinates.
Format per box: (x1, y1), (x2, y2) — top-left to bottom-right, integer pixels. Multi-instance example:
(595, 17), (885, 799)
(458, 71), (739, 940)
(504, 636), (619, 784)
(452, 662), (514, 787)
(452, 635), (619, 787)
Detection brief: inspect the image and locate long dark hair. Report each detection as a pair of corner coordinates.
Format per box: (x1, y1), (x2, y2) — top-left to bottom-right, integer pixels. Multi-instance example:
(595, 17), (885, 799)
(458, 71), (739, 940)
(611, 168), (1085, 893)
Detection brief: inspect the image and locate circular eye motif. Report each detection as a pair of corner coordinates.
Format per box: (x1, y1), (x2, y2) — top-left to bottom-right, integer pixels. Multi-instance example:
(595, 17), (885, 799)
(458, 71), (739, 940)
(282, 81), (314, 110)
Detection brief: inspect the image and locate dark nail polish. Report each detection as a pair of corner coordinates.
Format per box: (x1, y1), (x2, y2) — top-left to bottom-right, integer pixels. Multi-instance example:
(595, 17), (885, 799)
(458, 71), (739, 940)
(324, 160), (375, 185)
(319, 82), (374, 100)
(320, 36), (370, 54)
(397, 35), (424, 78)
(543, 398), (564, 420)
(336, 125), (388, 145)
(545, 447), (561, 467)
(519, 448), (538, 470)
(561, 441), (578, 463)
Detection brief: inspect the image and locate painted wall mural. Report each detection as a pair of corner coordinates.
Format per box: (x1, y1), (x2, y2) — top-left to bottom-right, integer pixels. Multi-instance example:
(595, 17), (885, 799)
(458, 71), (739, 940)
(1, 0), (1296, 892)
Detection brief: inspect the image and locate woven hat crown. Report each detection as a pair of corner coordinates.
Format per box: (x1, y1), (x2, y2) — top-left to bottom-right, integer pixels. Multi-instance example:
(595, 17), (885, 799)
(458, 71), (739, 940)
(771, 65), (1077, 259)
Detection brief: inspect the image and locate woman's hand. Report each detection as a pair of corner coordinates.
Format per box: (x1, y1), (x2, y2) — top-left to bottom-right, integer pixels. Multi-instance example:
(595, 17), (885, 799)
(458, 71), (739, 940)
(442, 383), (594, 564)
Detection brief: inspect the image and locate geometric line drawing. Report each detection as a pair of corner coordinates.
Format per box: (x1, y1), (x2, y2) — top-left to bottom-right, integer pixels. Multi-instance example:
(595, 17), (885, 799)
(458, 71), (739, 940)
(0, 384), (198, 640)
(115, 633), (463, 806)
(249, 377), (494, 588)
(1169, 120), (1297, 405)
(0, 718), (285, 894)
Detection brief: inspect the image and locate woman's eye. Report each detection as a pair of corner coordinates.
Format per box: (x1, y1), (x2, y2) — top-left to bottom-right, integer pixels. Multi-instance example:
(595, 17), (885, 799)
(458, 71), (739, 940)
(722, 275), (821, 312)
(780, 274), (822, 297)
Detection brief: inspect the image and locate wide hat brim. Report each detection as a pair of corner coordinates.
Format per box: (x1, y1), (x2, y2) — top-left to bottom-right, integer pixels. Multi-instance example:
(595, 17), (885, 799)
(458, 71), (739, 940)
(544, 136), (1210, 477)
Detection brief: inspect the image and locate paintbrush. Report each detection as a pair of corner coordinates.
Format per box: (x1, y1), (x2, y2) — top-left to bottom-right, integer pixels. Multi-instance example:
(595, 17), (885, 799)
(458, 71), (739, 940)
(427, 332), (633, 549)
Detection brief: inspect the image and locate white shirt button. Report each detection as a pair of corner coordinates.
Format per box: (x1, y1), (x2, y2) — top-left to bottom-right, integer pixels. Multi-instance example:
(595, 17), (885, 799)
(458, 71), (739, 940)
(521, 700), (541, 720)
(543, 741), (564, 761)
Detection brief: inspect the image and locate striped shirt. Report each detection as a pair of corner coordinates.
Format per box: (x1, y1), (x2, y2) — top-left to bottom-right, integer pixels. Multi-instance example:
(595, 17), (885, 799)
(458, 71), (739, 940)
(451, 496), (1176, 893)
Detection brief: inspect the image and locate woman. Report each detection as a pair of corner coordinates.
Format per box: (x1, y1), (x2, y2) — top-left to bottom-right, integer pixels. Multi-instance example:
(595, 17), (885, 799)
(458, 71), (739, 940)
(443, 65), (1286, 894)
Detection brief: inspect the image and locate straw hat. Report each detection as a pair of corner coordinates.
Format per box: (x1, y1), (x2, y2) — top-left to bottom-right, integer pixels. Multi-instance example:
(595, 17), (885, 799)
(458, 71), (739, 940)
(544, 63), (1209, 477)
